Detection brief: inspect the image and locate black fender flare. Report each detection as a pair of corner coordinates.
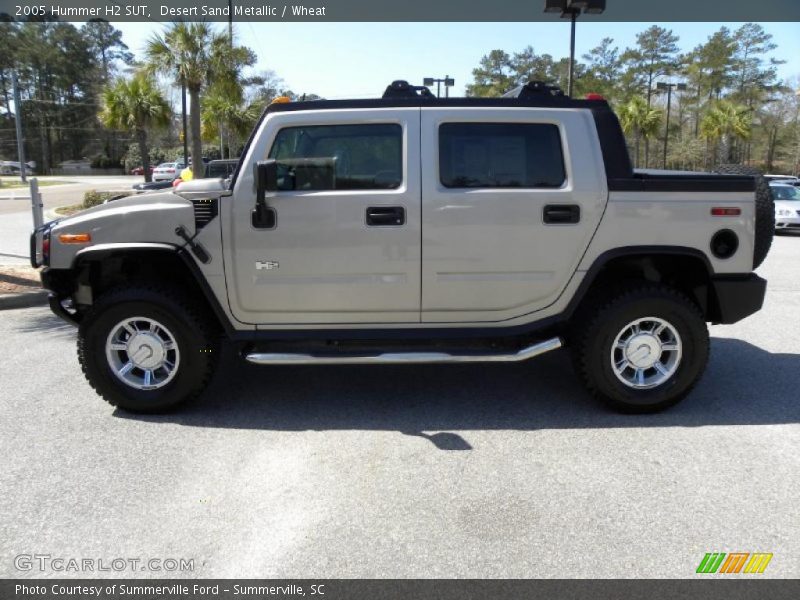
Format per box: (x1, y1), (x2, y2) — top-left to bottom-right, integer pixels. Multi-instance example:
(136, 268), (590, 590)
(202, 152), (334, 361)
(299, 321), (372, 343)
(567, 245), (714, 311)
(67, 243), (239, 336)
(567, 245), (760, 325)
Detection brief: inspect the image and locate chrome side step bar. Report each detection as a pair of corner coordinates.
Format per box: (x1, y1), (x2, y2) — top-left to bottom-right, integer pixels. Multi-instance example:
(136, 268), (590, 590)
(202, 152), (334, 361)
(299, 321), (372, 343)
(245, 337), (562, 366)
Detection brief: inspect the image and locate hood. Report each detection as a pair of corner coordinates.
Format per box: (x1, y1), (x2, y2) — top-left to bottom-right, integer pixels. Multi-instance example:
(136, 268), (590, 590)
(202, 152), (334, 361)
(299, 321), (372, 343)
(73, 190), (187, 218)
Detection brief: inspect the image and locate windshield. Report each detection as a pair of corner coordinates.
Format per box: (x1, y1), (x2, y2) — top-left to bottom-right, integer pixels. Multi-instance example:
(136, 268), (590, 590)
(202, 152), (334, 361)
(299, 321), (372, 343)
(772, 186), (799, 200)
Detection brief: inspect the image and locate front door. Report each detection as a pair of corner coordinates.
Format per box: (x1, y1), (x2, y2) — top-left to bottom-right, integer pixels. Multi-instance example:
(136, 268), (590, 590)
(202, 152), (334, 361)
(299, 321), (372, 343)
(226, 109), (421, 325)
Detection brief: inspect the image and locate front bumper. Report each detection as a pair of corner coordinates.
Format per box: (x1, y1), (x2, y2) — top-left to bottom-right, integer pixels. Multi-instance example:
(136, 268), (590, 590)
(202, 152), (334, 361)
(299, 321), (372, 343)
(29, 225), (47, 268)
(40, 267), (81, 326)
(40, 266), (71, 294)
(776, 216), (800, 230)
(710, 274), (767, 324)
(48, 293), (81, 325)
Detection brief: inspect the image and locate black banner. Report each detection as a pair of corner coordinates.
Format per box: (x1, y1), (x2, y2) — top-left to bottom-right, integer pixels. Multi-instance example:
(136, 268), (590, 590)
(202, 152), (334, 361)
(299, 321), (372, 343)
(3, 580), (800, 600)
(1, 0), (800, 22)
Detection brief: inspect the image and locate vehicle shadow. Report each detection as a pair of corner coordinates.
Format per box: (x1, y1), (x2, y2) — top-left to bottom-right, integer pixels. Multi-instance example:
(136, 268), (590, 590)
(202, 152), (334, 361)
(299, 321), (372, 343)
(114, 337), (800, 443)
(12, 306), (76, 339)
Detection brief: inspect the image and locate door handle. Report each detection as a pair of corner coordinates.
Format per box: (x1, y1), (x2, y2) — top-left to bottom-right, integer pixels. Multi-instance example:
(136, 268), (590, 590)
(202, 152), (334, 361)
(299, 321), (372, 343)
(366, 206), (405, 226)
(543, 204), (580, 224)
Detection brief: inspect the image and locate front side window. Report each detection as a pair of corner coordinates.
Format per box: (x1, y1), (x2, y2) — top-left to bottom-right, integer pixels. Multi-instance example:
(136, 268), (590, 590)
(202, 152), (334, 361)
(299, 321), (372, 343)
(268, 123), (402, 191)
(439, 122), (566, 188)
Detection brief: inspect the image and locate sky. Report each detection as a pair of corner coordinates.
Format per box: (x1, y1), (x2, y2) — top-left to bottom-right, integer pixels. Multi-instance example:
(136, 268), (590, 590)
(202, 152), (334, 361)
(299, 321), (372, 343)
(111, 21), (800, 98)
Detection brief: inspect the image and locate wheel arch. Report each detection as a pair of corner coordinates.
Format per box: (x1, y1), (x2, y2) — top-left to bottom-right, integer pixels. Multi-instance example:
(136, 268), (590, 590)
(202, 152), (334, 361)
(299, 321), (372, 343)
(570, 246), (723, 323)
(67, 243), (235, 335)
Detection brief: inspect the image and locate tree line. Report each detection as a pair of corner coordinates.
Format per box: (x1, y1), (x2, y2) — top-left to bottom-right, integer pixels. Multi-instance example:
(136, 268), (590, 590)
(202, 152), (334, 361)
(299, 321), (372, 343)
(467, 24), (800, 174)
(2, 20), (798, 178)
(0, 18), (312, 181)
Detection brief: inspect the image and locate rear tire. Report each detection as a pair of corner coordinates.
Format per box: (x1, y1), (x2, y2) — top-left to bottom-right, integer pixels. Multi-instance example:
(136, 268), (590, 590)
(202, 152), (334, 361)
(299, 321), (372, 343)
(572, 284), (709, 413)
(78, 286), (219, 412)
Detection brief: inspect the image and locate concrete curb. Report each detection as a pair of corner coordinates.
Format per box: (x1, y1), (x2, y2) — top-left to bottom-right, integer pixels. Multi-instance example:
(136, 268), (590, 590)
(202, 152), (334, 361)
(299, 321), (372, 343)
(0, 289), (49, 310)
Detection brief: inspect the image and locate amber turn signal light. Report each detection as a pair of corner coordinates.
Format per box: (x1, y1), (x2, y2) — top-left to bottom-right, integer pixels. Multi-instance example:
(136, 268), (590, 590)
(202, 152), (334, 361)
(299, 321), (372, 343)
(58, 233), (92, 244)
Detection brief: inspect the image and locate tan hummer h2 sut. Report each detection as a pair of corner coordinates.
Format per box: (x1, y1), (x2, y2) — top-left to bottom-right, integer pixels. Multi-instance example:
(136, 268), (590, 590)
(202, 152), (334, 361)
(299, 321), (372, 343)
(32, 81), (774, 413)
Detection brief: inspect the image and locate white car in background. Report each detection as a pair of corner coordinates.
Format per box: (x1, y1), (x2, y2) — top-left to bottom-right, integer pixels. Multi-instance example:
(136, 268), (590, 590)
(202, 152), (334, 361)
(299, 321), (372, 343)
(771, 183), (800, 232)
(0, 160), (36, 175)
(152, 161), (185, 182)
(764, 174), (799, 184)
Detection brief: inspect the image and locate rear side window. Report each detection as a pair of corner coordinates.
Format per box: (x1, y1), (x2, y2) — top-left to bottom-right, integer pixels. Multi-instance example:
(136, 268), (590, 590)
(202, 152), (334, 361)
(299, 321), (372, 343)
(439, 123), (565, 188)
(268, 124), (402, 191)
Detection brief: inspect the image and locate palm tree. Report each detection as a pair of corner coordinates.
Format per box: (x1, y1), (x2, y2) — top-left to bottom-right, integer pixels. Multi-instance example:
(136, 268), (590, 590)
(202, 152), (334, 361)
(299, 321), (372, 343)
(618, 96), (663, 168)
(145, 23), (254, 177)
(99, 73), (171, 182)
(201, 92), (259, 159)
(700, 100), (752, 164)
(200, 51), (259, 160)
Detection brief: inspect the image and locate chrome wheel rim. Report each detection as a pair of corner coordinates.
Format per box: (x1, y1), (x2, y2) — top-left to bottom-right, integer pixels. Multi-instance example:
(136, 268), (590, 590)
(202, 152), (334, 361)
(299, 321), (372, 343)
(611, 317), (682, 389)
(105, 317), (180, 390)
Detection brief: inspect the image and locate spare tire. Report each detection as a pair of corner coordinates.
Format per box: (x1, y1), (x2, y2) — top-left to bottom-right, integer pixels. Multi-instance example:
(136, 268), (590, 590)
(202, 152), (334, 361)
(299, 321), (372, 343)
(713, 164), (774, 269)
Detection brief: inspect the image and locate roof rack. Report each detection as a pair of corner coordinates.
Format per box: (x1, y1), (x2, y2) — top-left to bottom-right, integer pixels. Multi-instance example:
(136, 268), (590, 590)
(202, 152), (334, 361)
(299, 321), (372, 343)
(382, 80), (436, 99)
(265, 80), (609, 119)
(502, 81), (566, 99)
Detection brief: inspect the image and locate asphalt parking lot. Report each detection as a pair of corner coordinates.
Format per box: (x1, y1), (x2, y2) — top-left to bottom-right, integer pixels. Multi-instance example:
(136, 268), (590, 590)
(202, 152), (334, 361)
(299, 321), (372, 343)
(0, 236), (798, 579)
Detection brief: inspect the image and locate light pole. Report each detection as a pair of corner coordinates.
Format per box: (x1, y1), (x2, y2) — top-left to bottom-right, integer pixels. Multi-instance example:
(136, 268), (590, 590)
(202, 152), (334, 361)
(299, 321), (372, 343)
(424, 77), (455, 98)
(544, 1), (606, 97)
(11, 68), (26, 183)
(228, 0), (233, 45)
(656, 81), (687, 169)
(181, 80), (188, 167)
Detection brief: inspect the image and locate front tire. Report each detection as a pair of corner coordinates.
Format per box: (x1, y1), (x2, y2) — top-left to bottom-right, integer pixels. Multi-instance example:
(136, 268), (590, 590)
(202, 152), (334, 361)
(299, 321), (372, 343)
(78, 286), (219, 412)
(572, 284), (709, 413)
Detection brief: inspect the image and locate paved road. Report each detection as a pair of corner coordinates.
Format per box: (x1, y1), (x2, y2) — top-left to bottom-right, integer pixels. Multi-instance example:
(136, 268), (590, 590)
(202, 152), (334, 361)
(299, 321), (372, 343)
(0, 176), (138, 265)
(0, 236), (798, 579)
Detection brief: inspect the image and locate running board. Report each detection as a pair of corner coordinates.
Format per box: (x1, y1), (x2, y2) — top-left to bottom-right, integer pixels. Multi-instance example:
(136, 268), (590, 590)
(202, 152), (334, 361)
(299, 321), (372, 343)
(245, 337), (562, 365)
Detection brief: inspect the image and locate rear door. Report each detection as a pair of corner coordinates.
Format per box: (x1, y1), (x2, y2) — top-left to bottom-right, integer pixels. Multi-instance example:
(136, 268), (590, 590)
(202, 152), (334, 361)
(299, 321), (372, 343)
(226, 108), (421, 325)
(420, 107), (607, 323)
